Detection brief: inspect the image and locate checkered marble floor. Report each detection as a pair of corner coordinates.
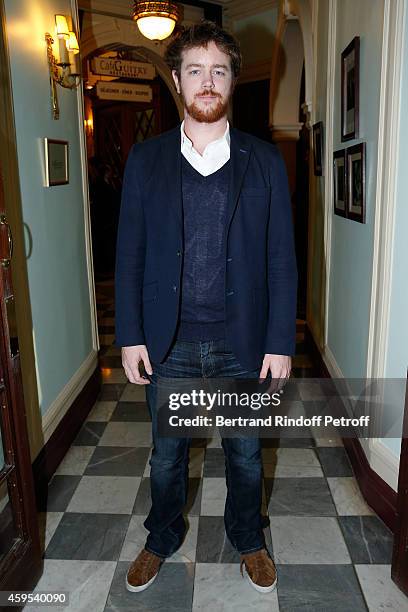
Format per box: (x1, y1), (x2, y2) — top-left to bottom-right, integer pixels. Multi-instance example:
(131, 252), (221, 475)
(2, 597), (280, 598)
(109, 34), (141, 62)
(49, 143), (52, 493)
(30, 279), (408, 612)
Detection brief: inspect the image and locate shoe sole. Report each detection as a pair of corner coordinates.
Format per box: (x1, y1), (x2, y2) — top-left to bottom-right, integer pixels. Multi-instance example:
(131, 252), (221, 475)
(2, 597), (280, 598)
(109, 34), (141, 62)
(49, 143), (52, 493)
(125, 569), (159, 593)
(243, 565), (278, 593)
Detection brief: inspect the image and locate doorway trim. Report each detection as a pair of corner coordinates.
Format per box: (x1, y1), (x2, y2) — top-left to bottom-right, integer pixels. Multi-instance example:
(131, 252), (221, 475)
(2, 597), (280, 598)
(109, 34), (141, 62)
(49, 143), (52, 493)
(0, 0), (42, 460)
(80, 15), (183, 118)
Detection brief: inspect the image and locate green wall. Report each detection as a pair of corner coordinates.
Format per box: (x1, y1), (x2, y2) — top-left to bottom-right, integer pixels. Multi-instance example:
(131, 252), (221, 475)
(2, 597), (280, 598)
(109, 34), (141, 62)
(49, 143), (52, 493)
(4, 0), (94, 415)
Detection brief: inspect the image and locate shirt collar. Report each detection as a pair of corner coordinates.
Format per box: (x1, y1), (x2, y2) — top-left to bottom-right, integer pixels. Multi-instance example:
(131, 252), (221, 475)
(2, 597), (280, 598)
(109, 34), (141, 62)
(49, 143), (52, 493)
(180, 120), (230, 155)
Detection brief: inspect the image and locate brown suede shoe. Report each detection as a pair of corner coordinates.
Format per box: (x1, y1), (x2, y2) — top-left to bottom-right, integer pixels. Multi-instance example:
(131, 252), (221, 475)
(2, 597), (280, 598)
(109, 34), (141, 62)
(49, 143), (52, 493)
(125, 548), (164, 592)
(240, 548), (277, 593)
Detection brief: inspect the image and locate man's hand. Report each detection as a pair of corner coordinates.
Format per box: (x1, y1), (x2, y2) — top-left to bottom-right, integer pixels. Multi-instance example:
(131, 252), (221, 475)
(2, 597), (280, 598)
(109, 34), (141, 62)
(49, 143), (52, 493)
(122, 345), (153, 385)
(259, 354), (291, 392)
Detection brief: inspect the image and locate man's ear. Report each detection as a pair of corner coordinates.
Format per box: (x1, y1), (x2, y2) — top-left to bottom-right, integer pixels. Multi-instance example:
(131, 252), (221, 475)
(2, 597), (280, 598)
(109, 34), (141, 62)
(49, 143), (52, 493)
(172, 69), (181, 94)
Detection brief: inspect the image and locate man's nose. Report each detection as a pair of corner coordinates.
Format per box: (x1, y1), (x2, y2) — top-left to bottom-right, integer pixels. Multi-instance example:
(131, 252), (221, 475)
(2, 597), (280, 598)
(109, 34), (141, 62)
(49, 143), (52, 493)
(201, 70), (215, 88)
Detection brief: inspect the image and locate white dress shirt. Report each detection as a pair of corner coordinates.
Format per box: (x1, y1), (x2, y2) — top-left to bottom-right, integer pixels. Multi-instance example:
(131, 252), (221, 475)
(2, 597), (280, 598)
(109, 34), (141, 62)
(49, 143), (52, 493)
(180, 120), (231, 176)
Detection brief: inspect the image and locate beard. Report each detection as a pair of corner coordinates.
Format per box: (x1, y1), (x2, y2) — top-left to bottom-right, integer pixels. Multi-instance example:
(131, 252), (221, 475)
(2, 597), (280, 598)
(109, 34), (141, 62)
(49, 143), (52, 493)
(182, 88), (231, 123)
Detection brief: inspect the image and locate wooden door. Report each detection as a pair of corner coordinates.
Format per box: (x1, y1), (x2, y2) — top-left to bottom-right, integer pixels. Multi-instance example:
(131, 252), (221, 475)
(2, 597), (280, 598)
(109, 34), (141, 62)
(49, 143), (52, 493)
(0, 169), (42, 603)
(392, 375), (408, 595)
(95, 81), (162, 186)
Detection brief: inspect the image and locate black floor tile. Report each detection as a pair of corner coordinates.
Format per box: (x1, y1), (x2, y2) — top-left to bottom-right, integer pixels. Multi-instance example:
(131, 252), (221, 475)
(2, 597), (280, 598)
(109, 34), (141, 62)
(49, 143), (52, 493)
(111, 401), (151, 422)
(104, 561), (194, 612)
(99, 356), (123, 369)
(39, 475), (81, 512)
(202, 448), (226, 477)
(266, 477), (337, 516)
(276, 564), (368, 611)
(338, 515), (393, 564)
(85, 446), (150, 477)
(98, 383), (126, 401)
(73, 421), (107, 446)
(45, 512), (130, 561)
(315, 447), (354, 477)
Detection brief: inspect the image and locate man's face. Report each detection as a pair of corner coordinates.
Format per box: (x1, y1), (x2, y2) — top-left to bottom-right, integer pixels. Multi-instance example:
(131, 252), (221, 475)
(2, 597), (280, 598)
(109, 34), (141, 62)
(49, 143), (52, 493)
(172, 41), (234, 123)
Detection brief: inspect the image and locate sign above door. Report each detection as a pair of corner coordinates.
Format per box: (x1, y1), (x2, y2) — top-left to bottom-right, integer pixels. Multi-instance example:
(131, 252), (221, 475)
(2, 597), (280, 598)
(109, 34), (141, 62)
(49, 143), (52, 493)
(96, 81), (153, 102)
(91, 57), (156, 80)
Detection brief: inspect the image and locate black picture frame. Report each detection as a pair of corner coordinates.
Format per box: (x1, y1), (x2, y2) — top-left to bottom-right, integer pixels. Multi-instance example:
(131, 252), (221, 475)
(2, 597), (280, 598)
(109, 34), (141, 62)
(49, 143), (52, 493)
(346, 142), (366, 223)
(333, 149), (347, 217)
(341, 36), (360, 142)
(312, 121), (324, 176)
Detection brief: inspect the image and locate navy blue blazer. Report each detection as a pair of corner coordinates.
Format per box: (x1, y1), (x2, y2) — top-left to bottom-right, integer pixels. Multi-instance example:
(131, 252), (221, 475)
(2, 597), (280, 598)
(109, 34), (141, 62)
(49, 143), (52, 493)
(115, 124), (298, 371)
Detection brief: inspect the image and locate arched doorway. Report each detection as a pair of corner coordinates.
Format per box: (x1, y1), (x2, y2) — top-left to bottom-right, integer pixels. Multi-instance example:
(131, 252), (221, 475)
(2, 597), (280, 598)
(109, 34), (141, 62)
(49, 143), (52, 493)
(79, 13), (183, 279)
(269, 0), (314, 324)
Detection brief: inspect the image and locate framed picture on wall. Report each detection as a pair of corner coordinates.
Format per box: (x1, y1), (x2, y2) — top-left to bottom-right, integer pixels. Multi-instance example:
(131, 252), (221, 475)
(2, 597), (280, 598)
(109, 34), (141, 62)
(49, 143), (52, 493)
(333, 149), (347, 217)
(44, 138), (69, 187)
(341, 36), (360, 141)
(312, 121), (324, 176)
(346, 142), (366, 223)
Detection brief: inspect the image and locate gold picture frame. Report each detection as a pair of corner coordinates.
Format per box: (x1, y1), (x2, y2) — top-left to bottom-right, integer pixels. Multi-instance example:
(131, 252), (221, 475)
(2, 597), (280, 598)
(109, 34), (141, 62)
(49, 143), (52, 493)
(44, 138), (69, 186)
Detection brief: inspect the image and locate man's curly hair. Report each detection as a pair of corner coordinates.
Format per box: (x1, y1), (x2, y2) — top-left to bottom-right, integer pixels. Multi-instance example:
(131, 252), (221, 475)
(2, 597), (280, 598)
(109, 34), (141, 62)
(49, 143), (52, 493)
(164, 20), (242, 79)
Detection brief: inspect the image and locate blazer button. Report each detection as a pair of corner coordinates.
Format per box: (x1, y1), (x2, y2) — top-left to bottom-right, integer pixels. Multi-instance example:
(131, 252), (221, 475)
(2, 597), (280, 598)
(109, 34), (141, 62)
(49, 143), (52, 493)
(177, 250), (181, 256)
(227, 290), (234, 296)
(227, 257), (232, 262)
(173, 285), (178, 292)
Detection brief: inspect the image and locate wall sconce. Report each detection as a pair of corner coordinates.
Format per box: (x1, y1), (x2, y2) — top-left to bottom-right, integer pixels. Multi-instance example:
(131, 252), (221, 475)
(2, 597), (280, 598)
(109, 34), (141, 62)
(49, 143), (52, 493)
(84, 117), (94, 136)
(45, 15), (81, 120)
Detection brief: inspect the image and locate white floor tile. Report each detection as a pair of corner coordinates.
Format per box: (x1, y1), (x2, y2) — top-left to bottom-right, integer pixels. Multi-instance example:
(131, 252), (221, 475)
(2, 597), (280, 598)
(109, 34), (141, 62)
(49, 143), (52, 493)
(86, 401), (116, 422)
(193, 563), (279, 611)
(120, 383), (147, 402)
(37, 511), (64, 552)
(66, 475), (140, 514)
(355, 564), (408, 611)
(24, 559), (116, 612)
(201, 478), (227, 516)
(327, 477), (375, 515)
(55, 446), (95, 475)
(271, 516), (351, 564)
(262, 447), (323, 478)
(98, 422), (152, 447)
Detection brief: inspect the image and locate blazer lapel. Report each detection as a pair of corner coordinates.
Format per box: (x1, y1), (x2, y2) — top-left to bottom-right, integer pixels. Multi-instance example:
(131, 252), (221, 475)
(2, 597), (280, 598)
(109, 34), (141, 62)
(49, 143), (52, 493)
(161, 126), (183, 229)
(226, 128), (252, 231)
(160, 124), (251, 232)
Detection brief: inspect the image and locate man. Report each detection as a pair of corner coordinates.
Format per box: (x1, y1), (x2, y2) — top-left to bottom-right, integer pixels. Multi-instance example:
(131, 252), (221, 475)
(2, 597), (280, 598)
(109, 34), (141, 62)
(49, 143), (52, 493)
(115, 20), (297, 594)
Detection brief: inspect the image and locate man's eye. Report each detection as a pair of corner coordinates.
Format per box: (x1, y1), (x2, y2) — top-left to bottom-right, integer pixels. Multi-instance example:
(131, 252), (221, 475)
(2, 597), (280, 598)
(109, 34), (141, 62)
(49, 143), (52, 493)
(214, 70), (225, 76)
(190, 70), (200, 75)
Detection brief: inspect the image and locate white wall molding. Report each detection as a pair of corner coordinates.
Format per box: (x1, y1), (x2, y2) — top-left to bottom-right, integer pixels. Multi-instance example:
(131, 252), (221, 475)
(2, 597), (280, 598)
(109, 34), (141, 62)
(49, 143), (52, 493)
(366, 0), (406, 379)
(368, 438), (400, 491)
(42, 350), (98, 444)
(72, 0), (99, 354)
(308, 324), (344, 378)
(270, 122), (304, 141)
(322, 0), (336, 348)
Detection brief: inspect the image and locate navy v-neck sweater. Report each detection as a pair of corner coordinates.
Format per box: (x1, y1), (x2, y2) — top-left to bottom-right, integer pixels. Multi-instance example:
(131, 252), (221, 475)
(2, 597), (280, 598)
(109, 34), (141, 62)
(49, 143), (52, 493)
(175, 155), (231, 342)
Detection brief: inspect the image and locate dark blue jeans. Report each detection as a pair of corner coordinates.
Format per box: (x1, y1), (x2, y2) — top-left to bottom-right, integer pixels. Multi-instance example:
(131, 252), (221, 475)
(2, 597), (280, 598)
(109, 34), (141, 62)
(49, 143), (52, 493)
(144, 338), (266, 557)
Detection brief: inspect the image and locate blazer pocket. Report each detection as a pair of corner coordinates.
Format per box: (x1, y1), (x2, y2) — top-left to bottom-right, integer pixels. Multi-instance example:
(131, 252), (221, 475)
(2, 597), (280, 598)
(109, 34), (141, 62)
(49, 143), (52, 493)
(142, 281), (158, 303)
(240, 186), (270, 198)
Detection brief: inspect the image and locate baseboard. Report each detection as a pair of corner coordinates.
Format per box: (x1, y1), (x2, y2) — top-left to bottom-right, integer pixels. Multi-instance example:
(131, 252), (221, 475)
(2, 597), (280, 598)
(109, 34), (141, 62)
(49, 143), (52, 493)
(343, 437), (398, 531)
(304, 325), (331, 378)
(32, 363), (101, 508)
(305, 323), (398, 532)
(41, 350), (99, 444)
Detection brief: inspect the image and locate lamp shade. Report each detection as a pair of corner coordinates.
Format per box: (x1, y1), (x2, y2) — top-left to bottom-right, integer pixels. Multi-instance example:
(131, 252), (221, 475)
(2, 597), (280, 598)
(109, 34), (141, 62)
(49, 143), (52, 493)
(137, 16), (176, 40)
(67, 31), (79, 54)
(132, 1), (180, 41)
(55, 14), (69, 38)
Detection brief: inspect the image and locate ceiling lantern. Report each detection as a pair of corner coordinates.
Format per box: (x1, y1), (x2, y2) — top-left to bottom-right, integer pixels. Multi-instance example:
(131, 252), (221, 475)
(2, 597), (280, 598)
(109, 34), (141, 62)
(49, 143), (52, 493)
(132, 1), (180, 41)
